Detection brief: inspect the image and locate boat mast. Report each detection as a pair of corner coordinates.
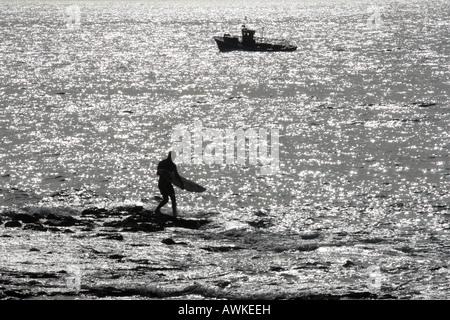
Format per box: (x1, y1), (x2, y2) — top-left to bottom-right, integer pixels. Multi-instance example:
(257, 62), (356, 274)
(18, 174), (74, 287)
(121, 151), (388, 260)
(243, 16), (248, 27)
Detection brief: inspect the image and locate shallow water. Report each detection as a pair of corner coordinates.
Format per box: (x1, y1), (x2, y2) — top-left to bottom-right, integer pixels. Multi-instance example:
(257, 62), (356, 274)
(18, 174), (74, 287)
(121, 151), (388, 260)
(0, 0), (449, 299)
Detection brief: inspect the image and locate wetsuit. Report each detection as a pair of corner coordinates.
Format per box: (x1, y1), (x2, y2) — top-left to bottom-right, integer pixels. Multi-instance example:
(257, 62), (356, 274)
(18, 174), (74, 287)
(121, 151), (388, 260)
(155, 152), (184, 217)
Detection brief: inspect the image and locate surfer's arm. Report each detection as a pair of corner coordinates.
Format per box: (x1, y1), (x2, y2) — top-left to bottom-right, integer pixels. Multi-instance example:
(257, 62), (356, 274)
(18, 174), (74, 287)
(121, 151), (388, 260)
(156, 162), (161, 175)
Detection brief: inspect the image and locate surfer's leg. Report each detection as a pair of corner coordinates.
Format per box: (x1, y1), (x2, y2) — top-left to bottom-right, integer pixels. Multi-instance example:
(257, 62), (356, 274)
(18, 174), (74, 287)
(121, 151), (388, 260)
(155, 194), (169, 213)
(169, 194), (177, 218)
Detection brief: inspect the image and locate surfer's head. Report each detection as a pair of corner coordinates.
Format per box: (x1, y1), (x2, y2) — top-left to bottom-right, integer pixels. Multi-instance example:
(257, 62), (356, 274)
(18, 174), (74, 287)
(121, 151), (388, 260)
(167, 151), (176, 162)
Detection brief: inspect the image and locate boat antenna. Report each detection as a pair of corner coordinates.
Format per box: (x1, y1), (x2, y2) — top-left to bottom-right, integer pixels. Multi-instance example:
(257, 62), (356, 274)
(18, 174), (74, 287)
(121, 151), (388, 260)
(242, 16), (248, 28)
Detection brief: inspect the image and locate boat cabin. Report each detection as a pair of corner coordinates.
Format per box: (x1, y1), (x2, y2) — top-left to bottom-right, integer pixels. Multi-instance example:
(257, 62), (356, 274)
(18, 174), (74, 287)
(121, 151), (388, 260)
(241, 25), (256, 47)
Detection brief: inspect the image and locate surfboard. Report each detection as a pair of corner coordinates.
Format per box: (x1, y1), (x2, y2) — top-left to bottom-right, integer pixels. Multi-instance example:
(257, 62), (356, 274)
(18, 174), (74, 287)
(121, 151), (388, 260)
(159, 169), (206, 193)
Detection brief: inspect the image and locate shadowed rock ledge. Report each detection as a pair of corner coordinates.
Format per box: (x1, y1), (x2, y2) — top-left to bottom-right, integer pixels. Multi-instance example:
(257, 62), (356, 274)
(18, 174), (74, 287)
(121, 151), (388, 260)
(0, 206), (210, 233)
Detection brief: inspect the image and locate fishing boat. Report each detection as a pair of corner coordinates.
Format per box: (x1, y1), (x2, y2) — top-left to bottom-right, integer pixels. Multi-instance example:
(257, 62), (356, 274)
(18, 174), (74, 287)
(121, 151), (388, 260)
(213, 24), (297, 52)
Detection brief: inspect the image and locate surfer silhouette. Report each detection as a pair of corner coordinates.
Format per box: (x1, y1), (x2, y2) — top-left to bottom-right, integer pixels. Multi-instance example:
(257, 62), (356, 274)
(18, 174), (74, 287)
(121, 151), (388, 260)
(155, 151), (185, 218)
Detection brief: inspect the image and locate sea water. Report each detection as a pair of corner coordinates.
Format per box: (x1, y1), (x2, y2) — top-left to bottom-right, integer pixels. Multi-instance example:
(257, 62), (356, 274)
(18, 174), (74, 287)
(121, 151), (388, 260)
(0, 0), (449, 299)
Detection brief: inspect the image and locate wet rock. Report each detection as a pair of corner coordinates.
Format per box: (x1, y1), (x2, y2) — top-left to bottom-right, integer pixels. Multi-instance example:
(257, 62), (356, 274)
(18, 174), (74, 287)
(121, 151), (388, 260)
(429, 265), (444, 271)
(81, 207), (108, 217)
(32, 272), (59, 279)
(390, 202), (405, 208)
(124, 222), (164, 232)
(343, 260), (356, 268)
(216, 280), (231, 288)
(273, 246), (289, 253)
(270, 266), (285, 272)
(33, 212), (46, 219)
(44, 215), (78, 227)
(128, 258), (150, 264)
(5, 220), (22, 228)
(0, 278), (12, 285)
(254, 210), (267, 217)
(83, 283), (204, 298)
(362, 238), (384, 244)
(2, 290), (35, 299)
(432, 204), (448, 211)
(396, 246), (414, 254)
(108, 254), (126, 260)
(161, 238), (187, 245)
(201, 246), (245, 252)
(336, 231), (348, 237)
(296, 244), (319, 252)
(173, 218), (209, 230)
(162, 238), (176, 245)
(294, 292), (391, 300)
(412, 101), (437, 108)
(301, 233), (321, 240)
(81, 286), (150, 298)
(45, 213), (60, 220)
(104, 233), (124, 241)
(104, 211), (209, 232)
(295, 261), (331, 270)
(111, 205), (144, 216)
(23, 223), (48, 231)
(10, 270), (60, 279)
(248, 219), (272, 229)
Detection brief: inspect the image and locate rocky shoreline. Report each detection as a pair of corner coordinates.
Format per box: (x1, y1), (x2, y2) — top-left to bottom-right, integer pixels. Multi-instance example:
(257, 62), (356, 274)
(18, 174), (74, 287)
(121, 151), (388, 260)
(0, 205), (400, 300)
(0, 205), (216, 300)
(1, 206), (210, 234)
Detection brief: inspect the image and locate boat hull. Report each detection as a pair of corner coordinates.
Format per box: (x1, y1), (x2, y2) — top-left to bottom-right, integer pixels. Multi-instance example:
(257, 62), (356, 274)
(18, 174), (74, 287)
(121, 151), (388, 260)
(213, 36), (297, 52)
